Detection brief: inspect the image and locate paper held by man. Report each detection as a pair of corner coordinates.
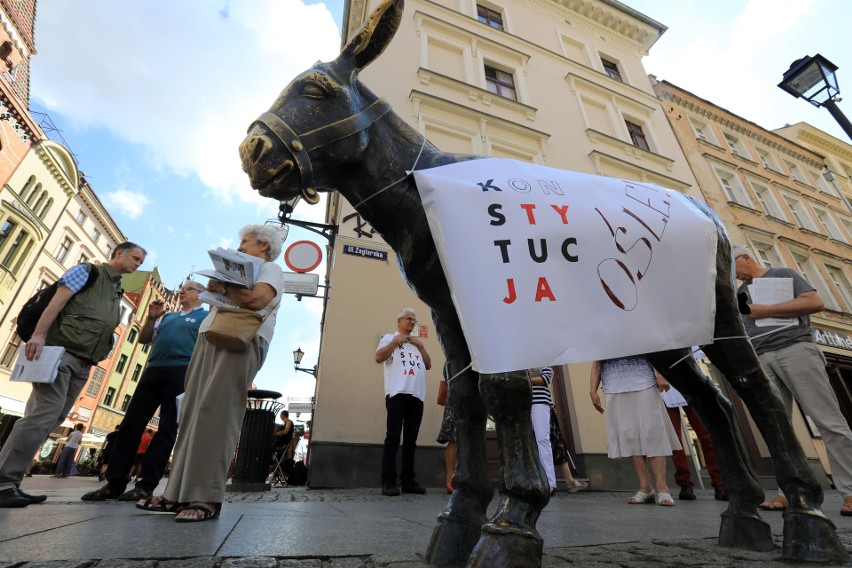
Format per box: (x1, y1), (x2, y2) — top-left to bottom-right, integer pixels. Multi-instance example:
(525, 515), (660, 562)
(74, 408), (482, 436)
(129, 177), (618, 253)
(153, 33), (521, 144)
(10, 346), (65, 383)
(195, 248), (265, 308)
(412, 158), (718, 374)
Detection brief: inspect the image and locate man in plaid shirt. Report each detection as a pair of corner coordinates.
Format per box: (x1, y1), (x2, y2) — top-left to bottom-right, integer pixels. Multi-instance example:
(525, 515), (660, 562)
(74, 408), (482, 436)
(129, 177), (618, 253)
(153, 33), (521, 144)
(0, 242), (146, 508)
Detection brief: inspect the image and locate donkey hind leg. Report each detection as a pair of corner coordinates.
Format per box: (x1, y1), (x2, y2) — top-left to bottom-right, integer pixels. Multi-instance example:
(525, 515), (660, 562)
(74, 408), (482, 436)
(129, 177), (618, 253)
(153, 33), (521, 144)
(426, 360), (493, 567)
(646, 349), (773, 552)
(703, 339), (849, 564)
(466, 371), (548, 568)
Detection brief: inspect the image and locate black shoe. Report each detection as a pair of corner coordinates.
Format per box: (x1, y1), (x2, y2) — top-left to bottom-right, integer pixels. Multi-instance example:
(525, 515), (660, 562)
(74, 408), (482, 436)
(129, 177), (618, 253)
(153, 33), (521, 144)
(678, 485), (696, 500)
(381, 481), (400, 497)
(16, 488), (46, 504)
(81, 484), (124, 501)
(714, 485), (729, 501)
(0, 487), (29, 508)
(118, 487), (152, 501)
(400, 480), (426, 495)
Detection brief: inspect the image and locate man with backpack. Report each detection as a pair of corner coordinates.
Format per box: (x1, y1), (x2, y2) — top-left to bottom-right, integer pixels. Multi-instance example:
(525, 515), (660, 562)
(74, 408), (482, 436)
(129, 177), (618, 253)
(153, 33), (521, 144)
(0, 242), (147, 508)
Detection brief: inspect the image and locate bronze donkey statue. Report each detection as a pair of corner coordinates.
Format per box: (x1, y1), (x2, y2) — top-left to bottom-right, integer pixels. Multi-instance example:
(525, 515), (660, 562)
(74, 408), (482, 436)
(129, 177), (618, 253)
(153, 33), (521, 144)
(239, 0), (848, 565)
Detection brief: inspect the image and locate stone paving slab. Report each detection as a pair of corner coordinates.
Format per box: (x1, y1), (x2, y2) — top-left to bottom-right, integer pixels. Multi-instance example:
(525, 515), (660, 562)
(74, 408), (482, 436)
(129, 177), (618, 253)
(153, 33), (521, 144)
(0, 476), (849, 567)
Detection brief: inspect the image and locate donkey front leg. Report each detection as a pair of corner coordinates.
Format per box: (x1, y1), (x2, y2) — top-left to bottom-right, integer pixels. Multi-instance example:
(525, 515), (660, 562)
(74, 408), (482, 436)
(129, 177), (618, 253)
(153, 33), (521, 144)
(704, 339), (849, 564)
(427, 362), (493, 567)
(647, 350), (772, 552)
(466, 371), (548, 568)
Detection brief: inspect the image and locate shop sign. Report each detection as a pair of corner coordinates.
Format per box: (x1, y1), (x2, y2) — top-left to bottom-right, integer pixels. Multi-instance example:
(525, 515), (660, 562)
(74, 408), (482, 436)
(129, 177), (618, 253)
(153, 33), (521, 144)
(812, 329), (852, 352)
(288, 402), (313, 413)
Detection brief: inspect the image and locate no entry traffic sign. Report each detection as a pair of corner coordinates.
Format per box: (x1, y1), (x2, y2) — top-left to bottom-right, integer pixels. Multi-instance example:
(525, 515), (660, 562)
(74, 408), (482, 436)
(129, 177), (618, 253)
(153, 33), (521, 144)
(284, 240), (322, 273)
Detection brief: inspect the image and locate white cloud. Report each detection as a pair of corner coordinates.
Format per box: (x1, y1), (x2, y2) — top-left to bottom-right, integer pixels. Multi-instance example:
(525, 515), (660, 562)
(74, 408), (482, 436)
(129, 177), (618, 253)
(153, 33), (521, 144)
(32, 0), (341, 204)
(102, 189), (151, 218)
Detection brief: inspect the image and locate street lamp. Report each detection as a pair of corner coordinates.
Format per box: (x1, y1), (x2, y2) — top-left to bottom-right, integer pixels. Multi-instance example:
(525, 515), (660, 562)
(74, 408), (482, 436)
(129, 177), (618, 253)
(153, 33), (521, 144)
(779, 54), (852, 140)
(272, 196), (338, 245)
(293, 346), (317, 377)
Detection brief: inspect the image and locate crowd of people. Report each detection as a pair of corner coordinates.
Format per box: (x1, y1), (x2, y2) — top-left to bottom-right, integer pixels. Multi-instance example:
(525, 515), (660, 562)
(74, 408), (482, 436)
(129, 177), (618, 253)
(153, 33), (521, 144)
(0, 235), (849, 521)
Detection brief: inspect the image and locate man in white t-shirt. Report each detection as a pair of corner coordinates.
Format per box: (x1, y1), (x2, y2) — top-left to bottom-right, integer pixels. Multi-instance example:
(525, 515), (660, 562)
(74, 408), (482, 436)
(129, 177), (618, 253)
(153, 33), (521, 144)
(375, 307), (432, 496)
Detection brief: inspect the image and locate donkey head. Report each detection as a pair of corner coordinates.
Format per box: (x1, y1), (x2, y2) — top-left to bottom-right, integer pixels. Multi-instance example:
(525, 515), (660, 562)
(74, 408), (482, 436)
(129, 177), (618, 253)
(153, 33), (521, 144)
(239, 0), (404, 204)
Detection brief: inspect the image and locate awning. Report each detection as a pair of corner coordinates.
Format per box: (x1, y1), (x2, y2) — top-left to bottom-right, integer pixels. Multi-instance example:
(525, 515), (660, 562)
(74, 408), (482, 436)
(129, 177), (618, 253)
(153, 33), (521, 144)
(0, 394), (26, 417)
(54, 433), (107, 449)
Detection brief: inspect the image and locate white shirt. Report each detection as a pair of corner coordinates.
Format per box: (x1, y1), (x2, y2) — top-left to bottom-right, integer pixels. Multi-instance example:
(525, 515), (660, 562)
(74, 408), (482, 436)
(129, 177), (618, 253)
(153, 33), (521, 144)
(66, 430), (84, 449)
(377, 332), (427, 401)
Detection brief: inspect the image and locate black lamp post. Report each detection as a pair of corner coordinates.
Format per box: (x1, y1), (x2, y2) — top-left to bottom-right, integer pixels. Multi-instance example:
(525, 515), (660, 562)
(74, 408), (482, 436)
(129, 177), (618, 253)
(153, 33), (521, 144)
(293, 346), (317, 377)
(779, 54), (852, 140)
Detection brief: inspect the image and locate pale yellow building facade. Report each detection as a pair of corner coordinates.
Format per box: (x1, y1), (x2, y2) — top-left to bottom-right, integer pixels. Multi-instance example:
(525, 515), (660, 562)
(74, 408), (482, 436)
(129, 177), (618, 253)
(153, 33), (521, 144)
(306, 0), (711, 488)
(654, 80), (852, 482)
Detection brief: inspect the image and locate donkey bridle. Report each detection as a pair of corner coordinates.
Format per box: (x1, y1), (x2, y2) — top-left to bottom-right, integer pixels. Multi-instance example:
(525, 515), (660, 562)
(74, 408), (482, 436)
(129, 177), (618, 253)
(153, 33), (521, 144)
(253, 98), (392, 204)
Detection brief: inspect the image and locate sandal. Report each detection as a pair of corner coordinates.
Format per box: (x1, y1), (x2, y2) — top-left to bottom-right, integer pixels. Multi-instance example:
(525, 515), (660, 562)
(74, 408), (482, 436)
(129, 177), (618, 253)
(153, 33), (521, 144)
(758, 495), (788, 511)
(841, 496), (852, 517)
(135, 496), (187, 514)
(656, 492), (675, 507)
(627, 490), (655, 504)
(566, 480), (589, 494)
(175, 502), (221, 523)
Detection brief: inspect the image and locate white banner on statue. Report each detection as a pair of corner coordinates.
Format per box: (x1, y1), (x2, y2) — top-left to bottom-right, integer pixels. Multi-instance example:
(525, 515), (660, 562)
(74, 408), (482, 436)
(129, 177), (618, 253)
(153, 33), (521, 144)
(412, 158), (717, 374)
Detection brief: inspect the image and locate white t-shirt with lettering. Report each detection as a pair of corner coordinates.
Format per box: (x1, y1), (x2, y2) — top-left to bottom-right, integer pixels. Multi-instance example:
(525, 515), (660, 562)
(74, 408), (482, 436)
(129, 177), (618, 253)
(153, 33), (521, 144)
(377, 332), (427, 401)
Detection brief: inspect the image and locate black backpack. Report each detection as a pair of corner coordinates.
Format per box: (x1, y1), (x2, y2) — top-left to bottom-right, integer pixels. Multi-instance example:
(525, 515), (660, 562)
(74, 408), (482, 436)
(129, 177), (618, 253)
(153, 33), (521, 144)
(17, 264), (100, 342)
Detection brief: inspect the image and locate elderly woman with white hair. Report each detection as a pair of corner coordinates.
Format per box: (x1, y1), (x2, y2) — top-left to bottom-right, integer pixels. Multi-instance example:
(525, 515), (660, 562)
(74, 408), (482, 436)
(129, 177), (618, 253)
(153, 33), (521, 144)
(140, 224), (285, 522)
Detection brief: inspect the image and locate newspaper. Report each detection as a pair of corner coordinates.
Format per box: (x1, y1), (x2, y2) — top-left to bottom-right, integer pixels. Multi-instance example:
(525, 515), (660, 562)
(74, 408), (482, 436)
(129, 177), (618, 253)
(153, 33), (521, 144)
(195, 248), (265, 287)
(747, 277), (796, 327)
(10, 346), (65, 383)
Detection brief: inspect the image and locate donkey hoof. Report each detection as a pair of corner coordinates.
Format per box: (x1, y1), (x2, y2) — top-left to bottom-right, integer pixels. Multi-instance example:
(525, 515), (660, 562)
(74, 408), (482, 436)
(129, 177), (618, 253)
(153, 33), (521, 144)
(466, 523), (543, 568)
(426, 510), (485, 567)
(782, 508), (850, 563)
(719, 511), (773, 552)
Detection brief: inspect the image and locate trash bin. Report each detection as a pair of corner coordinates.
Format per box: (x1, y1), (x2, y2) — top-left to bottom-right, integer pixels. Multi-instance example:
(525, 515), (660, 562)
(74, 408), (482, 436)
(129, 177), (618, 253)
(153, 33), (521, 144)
(229, 389), (283, 492)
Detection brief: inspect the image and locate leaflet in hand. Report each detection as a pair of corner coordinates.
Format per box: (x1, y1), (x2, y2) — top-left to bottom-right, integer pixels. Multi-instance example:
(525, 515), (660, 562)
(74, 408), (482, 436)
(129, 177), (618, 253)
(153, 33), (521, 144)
(195, 248), (264, 287)
(198, 290), (241, 309)
(10, 346), (65, 383)
(747, 278), (796, 328)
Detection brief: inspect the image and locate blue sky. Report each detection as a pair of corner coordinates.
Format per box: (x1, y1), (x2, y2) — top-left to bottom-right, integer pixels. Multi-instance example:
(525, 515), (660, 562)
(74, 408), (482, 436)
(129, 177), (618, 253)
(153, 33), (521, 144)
(28, 0), (852, 406)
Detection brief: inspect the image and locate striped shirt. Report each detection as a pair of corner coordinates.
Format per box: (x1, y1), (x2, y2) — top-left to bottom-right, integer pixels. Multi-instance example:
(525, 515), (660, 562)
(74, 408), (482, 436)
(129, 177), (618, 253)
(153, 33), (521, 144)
(530, 367), (553, 406)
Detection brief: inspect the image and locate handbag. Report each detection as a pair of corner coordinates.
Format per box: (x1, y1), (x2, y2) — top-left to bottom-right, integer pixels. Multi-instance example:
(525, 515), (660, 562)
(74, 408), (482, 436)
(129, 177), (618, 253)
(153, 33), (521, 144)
(204, 308), (263, 352)
(437, 379), (448, 406)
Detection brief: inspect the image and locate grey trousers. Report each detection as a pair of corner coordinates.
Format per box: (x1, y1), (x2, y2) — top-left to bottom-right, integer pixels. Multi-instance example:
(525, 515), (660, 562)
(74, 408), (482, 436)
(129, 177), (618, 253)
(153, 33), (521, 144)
(0, 351), (91, 491)
(163, 334), (268, 504)
(759, 341), (852, 498)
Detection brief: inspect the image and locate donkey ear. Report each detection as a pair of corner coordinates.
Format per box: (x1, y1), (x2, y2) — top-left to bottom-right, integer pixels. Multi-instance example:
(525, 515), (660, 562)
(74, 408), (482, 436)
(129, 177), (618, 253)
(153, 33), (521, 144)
(339, 0), (403, 72)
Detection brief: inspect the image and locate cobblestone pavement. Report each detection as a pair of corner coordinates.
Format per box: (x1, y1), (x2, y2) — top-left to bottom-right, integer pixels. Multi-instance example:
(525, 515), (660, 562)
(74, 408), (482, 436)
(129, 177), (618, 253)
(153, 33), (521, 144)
(0, 478), (849, 567)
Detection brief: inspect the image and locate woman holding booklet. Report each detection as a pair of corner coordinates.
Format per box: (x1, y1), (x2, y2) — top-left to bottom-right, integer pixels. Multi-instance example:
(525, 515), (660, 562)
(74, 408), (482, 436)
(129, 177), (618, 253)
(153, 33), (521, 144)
(139, 224), (285, 522)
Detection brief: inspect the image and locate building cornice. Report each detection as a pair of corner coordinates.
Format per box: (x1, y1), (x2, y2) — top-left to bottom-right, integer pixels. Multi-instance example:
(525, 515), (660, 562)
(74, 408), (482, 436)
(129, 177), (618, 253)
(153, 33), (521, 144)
(33, 140), (78, 197)
(657, 86), (825, 168)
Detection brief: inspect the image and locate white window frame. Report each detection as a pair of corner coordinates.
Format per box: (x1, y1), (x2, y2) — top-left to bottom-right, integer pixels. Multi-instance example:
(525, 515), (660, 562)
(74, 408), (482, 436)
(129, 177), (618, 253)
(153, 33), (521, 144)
(790, 251), (840, 311)
(599, 55), (623, 83)
(688, 117), (716, 144)
(75, 210), (86, 224)
(482, 60), (518, 101)
(723, 132), (750, 159)
(713, 167), (751, 206)
(811, 205), (845, 240)
(825, 264), (852, 311)
(784, 160), (809, 185)
(749, 180), (784, 218)
(54, 236), (73, 264)
(809, 169), (836, 196)
(750, 239), (783, 268)
(755, 147), (780, 171)
(624, 116), (652, 152)
(781, 193), (817, 230)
